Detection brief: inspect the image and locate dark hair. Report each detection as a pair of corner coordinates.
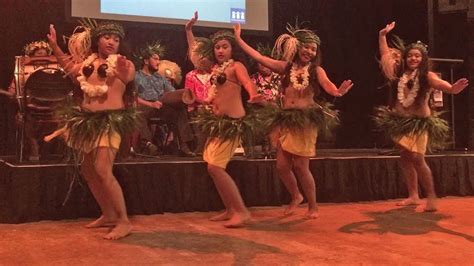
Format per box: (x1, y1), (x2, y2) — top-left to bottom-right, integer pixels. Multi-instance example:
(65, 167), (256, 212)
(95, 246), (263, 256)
(390, 44), (430, 108)
(212, 37), (249, 67)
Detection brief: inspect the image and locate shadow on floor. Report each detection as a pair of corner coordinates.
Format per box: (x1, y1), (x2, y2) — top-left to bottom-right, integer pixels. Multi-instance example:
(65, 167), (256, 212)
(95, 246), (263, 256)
(120, 230), (282, 265)
(339, 206), (474, 242)
(245, 216), (309, 232)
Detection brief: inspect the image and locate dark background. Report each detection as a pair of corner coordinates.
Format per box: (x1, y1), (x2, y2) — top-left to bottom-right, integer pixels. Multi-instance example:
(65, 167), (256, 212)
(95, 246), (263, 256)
(0, 0), (470, 155)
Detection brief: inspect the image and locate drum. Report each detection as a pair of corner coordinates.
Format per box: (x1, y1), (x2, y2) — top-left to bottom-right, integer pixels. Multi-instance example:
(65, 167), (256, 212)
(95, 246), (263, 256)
(160, 89), (193, 106)
(14, 56), (73, 116)
(13, 56), (74, 162)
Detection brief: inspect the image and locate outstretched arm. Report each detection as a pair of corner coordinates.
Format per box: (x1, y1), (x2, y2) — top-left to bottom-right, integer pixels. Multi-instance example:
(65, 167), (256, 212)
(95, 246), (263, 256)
(234, 61), (264, 103)
(428, 72), (469, 94)
(47, 24), (80, 77)
(233, 24), (287, 74)
(316, 66), (353, 97)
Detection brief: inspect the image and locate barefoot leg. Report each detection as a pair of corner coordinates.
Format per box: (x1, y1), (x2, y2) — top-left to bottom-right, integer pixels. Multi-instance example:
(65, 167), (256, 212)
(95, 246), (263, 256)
(208, 164), (250, 226)
(424, 197), (438, 212)
(209, 210), (233, 221)
(396, 198), (421, 206)
(293, 156), (318, 218)
(103, 220), (132, 240)
(224, 211), (251, 228)
(398, 151), (421, 206)
(92, 148), (132, 240)
(305, 208), (320, 219)
(276, 147), (303, 215)
(81, 153), (118, 228)
(85, 215), (117, 228)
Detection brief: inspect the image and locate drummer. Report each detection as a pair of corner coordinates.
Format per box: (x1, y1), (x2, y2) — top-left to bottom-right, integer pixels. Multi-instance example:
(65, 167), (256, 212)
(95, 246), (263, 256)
(2, 41), (52, 98)
(1, 40), (54, 161)
(134, 42), (195, 156)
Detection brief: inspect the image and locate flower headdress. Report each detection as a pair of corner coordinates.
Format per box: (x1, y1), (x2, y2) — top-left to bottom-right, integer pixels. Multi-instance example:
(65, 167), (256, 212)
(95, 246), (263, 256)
(133, 41), (166, 67)
(91, 21), (125, 40)
(272, 22), (320, 61)
(66, 18), (124, 64)
(23, 41), (52, 56)
(189, 37), (214, 67)
(405, 41), (428, 55)
(210, 30), (235, 45)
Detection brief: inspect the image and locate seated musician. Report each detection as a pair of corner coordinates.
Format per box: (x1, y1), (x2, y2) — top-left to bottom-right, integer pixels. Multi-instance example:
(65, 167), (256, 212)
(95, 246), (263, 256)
(1, 41), (57, 161)
(134, 42), (195, 156)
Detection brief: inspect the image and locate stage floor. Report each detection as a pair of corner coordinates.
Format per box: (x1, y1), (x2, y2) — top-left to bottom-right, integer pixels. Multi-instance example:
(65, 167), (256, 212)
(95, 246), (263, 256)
(1, 149), (474, 224)
(0, 197), (473, 264)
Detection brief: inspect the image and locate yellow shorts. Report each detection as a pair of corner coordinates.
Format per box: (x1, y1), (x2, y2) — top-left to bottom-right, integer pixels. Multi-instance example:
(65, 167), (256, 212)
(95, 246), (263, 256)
(395, 132), (428, 155)
(203, 137), (240, 169)
(279, 126), (318, 157)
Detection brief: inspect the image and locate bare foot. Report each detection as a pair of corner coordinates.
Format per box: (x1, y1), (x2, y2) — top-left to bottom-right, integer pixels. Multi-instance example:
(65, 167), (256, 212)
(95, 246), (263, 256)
(396, 197), (420, 206)
(209, 210), (233, 221)
(224, 212), (251, 228)
(305, 208), (320, 219)
(103, 222), (132, 240)
(424, 198), (438, 212)
(284, 194), (304, 215)
(85, 215), (116, 228)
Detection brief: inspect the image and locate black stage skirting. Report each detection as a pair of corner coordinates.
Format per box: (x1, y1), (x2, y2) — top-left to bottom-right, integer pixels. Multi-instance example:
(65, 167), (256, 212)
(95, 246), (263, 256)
(1, 149), (474, 223)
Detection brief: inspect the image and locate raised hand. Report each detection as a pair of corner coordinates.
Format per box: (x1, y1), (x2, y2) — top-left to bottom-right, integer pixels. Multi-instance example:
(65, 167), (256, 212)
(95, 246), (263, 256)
(185, 11), (198, 30)
(337, 80), (354, 96)
(451, 78), (469, 94)
(379, 21), (395, 36)
(116, 55), (132, 81)
(233, 24), (242, 39)
(47, 24), (58, 46)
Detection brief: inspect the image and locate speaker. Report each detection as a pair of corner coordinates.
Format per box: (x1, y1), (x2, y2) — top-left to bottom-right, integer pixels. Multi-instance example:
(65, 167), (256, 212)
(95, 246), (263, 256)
(438, 0), (469, 13)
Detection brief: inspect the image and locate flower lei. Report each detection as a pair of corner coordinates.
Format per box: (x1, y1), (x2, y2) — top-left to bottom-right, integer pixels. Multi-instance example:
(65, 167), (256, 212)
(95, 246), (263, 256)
(397, 70), (420, 107)
(77, 53), (118, 97)
(290, 63), (310, 91)
(205, 59), (234, 102)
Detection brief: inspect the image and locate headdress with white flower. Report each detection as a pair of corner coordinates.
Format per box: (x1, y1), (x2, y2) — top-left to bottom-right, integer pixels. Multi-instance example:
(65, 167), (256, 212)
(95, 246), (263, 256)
(23, 41), (52, 56)
(272, 23), (321, 62)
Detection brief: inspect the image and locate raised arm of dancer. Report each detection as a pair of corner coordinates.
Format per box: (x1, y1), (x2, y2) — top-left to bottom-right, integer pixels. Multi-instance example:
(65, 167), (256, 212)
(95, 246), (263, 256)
(378, 22), (398, 80)
(428, 72), (469, 94)
(47, 24), (80, 78)
(233, 24), (287, 74)
(316, 66), (353, 97)
(379, 22), (395, 57)
(185, 11), (198, 49)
